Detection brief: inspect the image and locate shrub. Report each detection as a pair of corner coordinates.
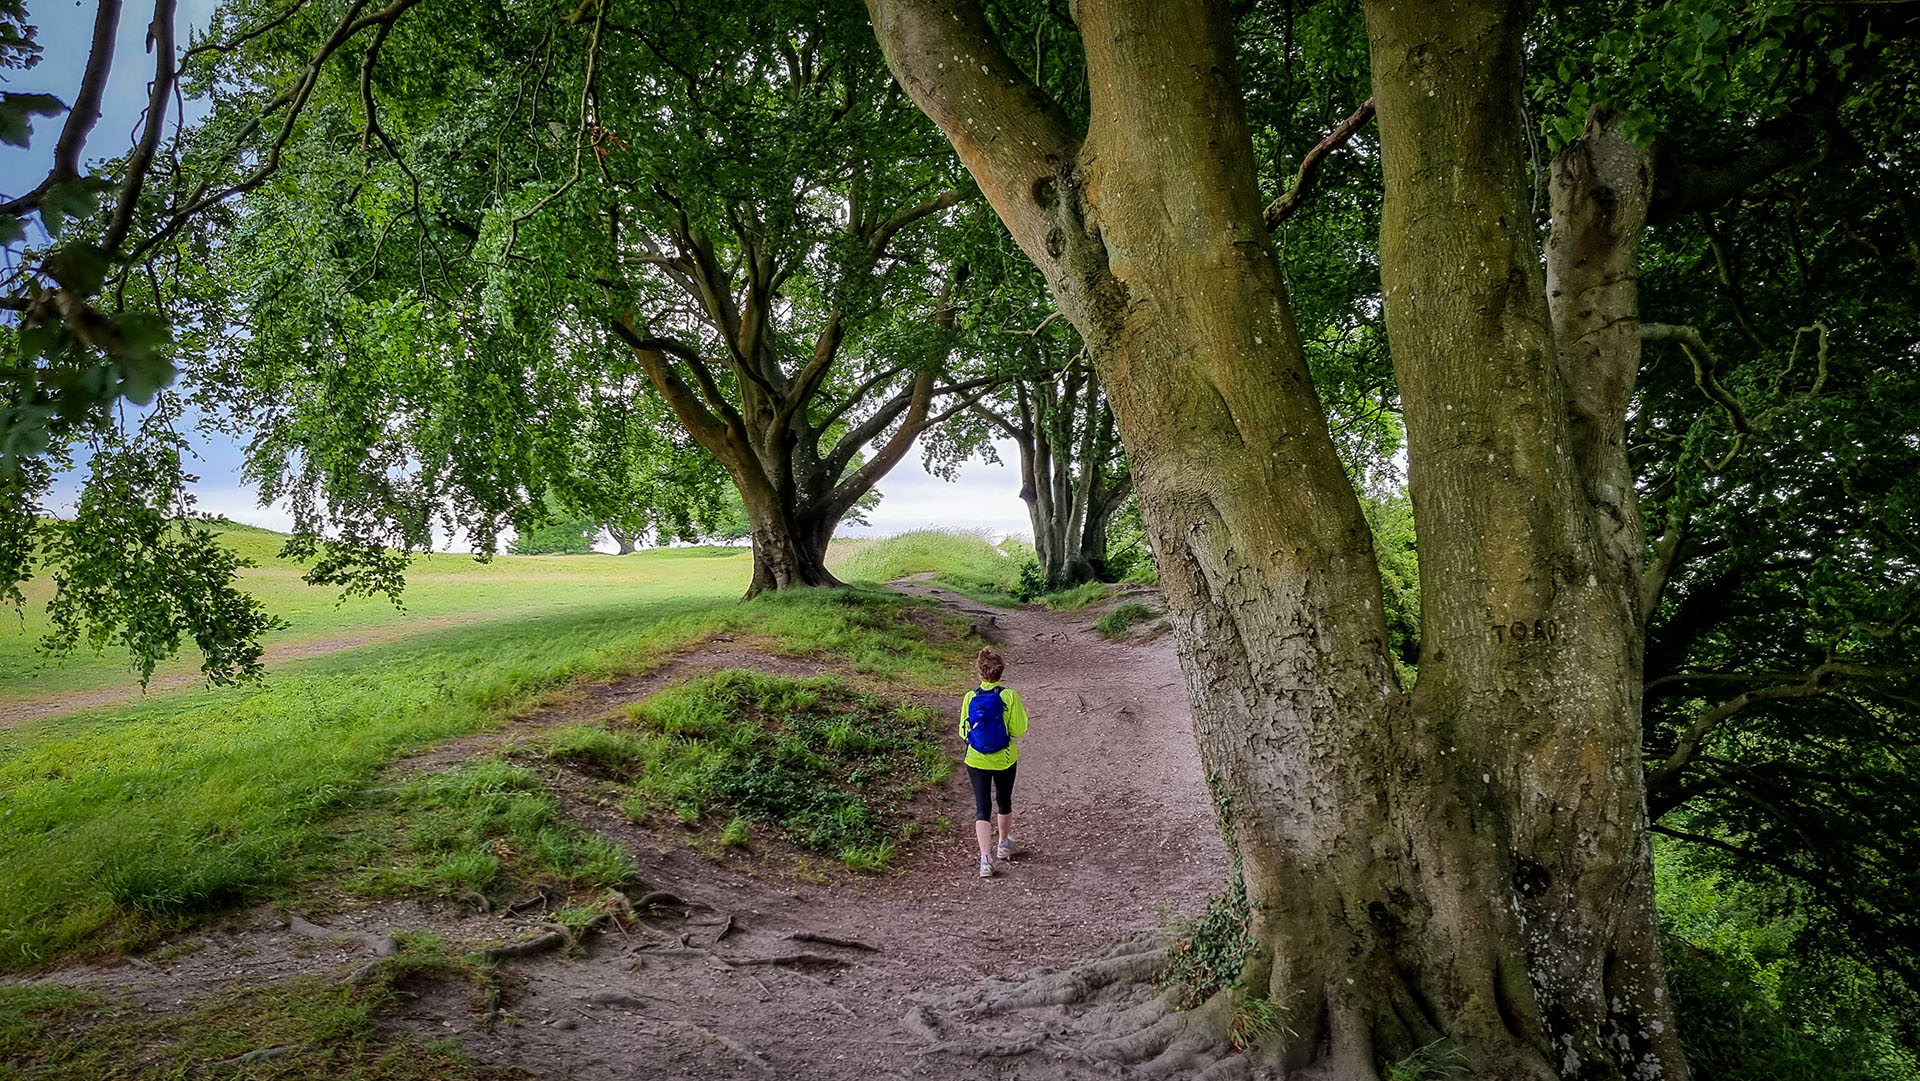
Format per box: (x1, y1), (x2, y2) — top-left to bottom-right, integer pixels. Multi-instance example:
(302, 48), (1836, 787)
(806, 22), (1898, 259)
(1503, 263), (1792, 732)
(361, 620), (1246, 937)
(1665, 935), (1894, 1081)
(1009, 560), (1050, 602)
(1096, 602), (1155, 639)
(1160, 875), (1254, 1010)
(1040, 581), (1109, 610)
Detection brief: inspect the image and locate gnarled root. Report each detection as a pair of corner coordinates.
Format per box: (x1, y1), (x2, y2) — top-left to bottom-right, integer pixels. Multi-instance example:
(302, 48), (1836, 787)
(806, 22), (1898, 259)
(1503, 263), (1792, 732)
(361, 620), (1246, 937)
(900, 935), (1254, 1079)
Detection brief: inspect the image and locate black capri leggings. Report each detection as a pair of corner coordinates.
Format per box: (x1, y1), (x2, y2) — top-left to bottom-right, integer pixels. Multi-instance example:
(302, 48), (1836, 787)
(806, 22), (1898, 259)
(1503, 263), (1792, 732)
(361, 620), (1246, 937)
(967, 763), (1017, 821)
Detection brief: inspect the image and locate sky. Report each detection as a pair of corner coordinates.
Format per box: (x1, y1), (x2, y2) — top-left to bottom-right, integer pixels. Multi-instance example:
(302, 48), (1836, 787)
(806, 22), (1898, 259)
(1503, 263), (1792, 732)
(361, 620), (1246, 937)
(4, 1), (1037, 549)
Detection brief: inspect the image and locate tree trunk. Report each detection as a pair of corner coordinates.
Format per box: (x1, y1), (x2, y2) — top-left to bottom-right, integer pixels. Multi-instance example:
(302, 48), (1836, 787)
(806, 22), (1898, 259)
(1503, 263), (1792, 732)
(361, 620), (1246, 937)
(1003, 369), (1127, 587)
(1366, 6), (1684, 1075)
(868, 0), (1686, 1076)
(608, 528), (637, 556)
(736, 471), (845, 596)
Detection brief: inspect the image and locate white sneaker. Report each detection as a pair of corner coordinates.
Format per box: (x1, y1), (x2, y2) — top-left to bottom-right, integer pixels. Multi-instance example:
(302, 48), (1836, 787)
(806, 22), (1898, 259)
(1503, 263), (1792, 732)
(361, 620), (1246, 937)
(978, 859), (994, 878)
(995, 838), (1014, 860)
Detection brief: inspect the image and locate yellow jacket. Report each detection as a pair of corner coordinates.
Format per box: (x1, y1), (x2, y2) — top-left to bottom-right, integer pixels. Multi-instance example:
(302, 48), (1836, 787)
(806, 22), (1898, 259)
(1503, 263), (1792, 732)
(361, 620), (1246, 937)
(958, 682), (1029, 770)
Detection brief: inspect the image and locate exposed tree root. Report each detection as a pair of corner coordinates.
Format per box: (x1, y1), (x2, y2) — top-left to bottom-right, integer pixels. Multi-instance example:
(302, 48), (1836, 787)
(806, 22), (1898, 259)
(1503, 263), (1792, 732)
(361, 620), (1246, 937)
(785, 930), (878, 952)
(678, 1020), (773, 1074)
(721, 951), (852, 970)
(479, 925), (571, 962)
(898, 935), (1253, 1079)
(963, 936), (1168, 1013)
(287, 915), (397, 957)
(504, 887), (556, 916)
(631, 889), (695, 913)
(586, 989), (656, 1008)
(912, 1031), (1051, 1059)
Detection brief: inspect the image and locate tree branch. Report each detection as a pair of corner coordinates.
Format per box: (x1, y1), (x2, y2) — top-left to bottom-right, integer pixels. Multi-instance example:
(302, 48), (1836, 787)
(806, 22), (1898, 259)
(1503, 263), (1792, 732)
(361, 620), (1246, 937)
(827, 370), (934, 519)
(505, 0), (607, 249)
(816, 365), (909, 433)
(0, 0), (123, 219)
(611, 317), (733, 457)
(1644, 662), (1898, 797)
(1648, 87), (1839, 224)
(774, 313), (843, 432)
(1640, 323), (1752, 470)
(863, 0), (1077, 265)
(181, 0), (311, 64)
(125, 0), (423, 266)
(101, 0), (178, 256)
(1264, 97), (1374, 230)
(865, 187), (964, 258)
(970, 402), (1025, 442)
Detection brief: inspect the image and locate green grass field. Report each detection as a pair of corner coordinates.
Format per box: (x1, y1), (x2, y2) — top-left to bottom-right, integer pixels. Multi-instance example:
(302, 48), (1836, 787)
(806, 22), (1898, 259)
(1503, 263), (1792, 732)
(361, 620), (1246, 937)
(0, 527), (989, 969)
(0, 522), (757, 711)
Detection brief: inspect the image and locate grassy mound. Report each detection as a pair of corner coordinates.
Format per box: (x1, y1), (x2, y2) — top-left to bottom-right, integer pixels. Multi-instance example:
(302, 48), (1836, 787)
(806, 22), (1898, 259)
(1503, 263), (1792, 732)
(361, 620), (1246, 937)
(829, 530), (1027, 605)
(340, 760), (636, 903)
(1096, 602), (1157, 639)
(548, 669), (951, 871)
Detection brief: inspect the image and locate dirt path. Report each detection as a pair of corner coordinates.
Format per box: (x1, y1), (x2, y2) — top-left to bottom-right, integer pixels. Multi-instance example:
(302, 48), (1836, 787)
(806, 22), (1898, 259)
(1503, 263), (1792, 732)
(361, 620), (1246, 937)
(11, 588), (1230, 1080)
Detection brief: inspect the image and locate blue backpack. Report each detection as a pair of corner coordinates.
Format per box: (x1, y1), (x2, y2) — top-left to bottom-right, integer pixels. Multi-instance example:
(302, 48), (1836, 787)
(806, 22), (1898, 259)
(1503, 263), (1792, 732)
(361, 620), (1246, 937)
(965, 686), (1011, 755)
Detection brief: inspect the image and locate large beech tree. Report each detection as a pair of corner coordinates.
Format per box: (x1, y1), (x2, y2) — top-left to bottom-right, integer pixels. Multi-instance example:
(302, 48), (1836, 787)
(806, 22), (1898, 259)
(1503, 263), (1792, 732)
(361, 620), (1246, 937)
(984, 351), (1131, 587)
(184, 0), (995, 594)
(866, 0), (1688, 1076)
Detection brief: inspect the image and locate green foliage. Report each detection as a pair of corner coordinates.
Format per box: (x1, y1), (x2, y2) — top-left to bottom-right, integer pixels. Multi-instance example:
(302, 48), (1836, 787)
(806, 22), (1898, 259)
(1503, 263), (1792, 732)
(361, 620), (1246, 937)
(19, 414), (284, 686)
(1009, 559), (1049, 603)
(1664, 936), (1905, 1081)
(1103, 495), (1156, 584)
(507, 510), (598, 556)
(1611, 9), (1920, 1010)
(1095, 602), (1154, 639)
(557, 669), (949, 871)
(1362, 491), (1420, 679)
(1656, 841), (1919, 1080)
(0, 90), (60, 148)
(1160, 873), (1255, 1011)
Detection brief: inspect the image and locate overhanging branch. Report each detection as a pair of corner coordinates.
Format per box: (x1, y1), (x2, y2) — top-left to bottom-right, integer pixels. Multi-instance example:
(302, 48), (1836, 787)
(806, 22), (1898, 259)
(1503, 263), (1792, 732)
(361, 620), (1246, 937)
(1264, 97), (1375, 230)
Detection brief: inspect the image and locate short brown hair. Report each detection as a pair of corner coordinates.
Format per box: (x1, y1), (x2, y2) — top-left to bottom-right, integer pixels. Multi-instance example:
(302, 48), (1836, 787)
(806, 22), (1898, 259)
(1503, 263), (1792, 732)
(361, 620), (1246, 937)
(976, 646), (1004, 682)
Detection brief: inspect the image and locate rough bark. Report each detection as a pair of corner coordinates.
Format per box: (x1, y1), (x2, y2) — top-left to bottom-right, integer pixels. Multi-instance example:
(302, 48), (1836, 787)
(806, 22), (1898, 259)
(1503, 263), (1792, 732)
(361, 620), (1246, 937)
(868, 0), (1686, 1077)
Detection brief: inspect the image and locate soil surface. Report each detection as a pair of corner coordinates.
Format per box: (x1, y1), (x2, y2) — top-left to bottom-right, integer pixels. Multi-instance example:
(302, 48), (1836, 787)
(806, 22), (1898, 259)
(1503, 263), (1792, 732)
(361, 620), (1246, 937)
(8, 587), (1232, 1080)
